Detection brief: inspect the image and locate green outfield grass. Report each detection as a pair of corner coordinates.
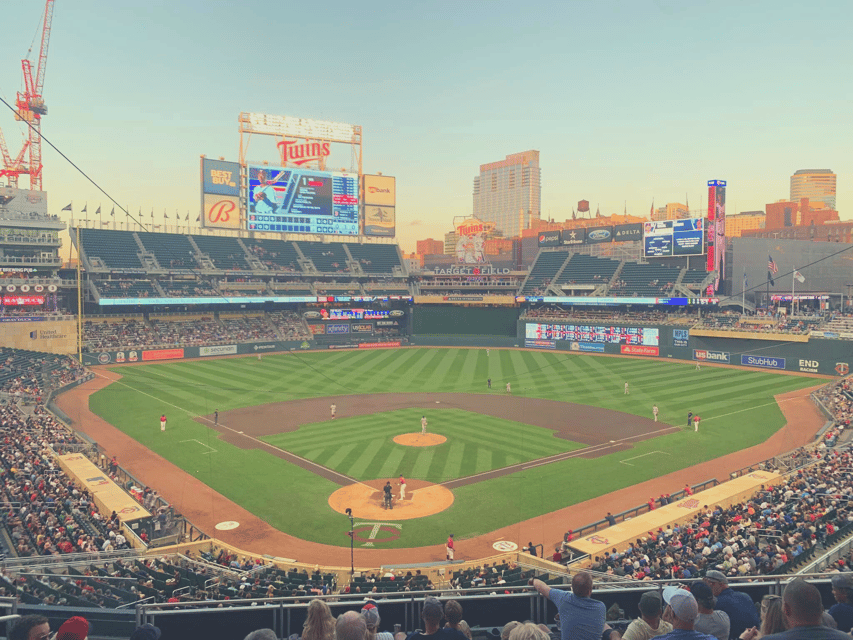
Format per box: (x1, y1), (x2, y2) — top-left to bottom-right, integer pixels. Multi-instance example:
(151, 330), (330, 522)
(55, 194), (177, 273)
(88, 348), (821, 548)
(261, 408), (585, 482)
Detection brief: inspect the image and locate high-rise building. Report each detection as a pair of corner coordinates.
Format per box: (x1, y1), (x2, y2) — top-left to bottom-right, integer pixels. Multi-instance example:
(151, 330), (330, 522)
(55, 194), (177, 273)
(651, 202), (689, 221)
(416, 238), (444, 256)
(725, 211), (765, 238)
(791, 169), (836, 210)
(472, 150), (541, 238)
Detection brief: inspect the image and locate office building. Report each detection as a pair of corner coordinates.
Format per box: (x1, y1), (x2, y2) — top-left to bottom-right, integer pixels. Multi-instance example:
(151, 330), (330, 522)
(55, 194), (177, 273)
(791, 169), (836, 210)
(472, 150), (541, 238)
(726, 211), (765, 238)
(651, 202), (689, 221)
(416, 238), (444, 256)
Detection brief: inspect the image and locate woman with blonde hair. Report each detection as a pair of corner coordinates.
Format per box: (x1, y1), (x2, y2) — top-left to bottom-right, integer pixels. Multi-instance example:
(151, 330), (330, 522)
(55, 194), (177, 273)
(302, 599), (335, 640)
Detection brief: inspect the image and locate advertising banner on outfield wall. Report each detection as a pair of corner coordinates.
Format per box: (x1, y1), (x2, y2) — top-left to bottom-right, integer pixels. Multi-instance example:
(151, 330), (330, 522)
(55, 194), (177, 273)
(693, 349), (730, 363)
(584, 226), (613, 244)
(200, 345), (238, 357)
(525, 339), (556, 349)
(570, 341), (605, 353)
(620, 344), (659, 356)
(740, 355), (785, 369)
(673, 329), (689, 348)
(143, 348), (185, 361)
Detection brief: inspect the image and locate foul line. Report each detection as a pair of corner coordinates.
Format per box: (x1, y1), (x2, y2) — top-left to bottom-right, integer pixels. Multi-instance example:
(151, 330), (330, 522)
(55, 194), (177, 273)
(180, 439), (217, 454)
(620, 450), (670, 466)
(91, 370), (367, 489)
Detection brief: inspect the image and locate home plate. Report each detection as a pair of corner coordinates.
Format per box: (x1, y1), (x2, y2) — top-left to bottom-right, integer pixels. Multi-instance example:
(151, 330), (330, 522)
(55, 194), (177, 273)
(435, 401), (440, 403)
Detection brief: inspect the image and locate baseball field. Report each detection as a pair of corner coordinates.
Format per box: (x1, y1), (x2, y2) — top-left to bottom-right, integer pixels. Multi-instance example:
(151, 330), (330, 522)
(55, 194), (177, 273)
(87, 347), (822, 549)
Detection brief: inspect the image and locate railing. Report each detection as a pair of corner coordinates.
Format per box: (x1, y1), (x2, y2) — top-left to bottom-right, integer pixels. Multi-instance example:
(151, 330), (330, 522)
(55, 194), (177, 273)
(567, 478), (719, 540)
(1, 548), (142, 572)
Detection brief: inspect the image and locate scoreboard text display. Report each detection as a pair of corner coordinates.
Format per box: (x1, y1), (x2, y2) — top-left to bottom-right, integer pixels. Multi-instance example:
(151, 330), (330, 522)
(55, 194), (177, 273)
(247, 165), (359, 235)
(643, 218), (705, 257)
(525, 323), (659, 346)
(326, 308), (391, 320)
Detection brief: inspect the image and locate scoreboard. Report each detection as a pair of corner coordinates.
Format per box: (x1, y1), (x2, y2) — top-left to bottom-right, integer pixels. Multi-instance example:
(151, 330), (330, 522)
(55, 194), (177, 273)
(525, 323), (659, 346)
(643, 218), (705, 257)
(247, 165), (359, 235)
(326, 308), (392, 320)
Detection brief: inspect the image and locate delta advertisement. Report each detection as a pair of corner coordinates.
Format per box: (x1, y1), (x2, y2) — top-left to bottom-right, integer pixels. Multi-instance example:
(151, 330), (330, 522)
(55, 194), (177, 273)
(613, 223), (643, 242)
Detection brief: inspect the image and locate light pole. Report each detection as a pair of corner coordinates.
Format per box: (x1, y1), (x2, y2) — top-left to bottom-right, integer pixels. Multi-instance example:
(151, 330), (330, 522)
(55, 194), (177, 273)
(345, 508), (354, 577)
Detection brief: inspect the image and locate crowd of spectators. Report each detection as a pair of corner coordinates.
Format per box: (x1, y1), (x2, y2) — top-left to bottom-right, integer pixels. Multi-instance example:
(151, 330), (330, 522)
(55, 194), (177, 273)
(268, 311), (311, 340)
(581, 447), (853, 586)
(159, 278), (218, 297)
(697, 313), (824, 335)
(0, 350), (88, 400)
(220, 315), (279, 342)
(816, 376), (853, 430)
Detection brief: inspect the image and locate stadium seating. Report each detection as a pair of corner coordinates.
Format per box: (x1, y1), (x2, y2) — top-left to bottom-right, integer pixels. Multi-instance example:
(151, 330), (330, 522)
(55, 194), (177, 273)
(555, 254), (620, 287)
(0, 348), (87, 398)
(78, 228), (144, 270)
(84, 317), (158, 351)
(244, 238), (302, 272)
(95, 279), (158, 298)
(148, 316), (228, 346)
(191, 235), (251, 270)
(159, 278), (218, 297)
(345, 243), (404, 275)
(681, 268), (710, 287)
(609, 262), (681, 297)
(296, 241), (351, 273)
(219, 314), (278, 342)
(137, 231), (197, 270)
(268, 311), (311, 340)
(520, 251), (569, 295)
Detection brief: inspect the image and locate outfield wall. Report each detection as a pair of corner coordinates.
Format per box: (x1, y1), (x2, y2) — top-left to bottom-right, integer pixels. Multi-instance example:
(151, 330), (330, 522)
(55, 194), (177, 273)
(413, 306), (520, 336)
(517, 321), (848, 377)
(81, 339), (310, 366)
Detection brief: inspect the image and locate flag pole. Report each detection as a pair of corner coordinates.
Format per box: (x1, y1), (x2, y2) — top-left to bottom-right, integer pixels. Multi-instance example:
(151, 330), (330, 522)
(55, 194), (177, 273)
(792, 266), (796, 316)
(742, 272), (746, 315)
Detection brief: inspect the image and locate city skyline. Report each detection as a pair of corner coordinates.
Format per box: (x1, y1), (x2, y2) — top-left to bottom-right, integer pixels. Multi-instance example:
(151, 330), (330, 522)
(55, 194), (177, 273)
(1, 0), (850, 254)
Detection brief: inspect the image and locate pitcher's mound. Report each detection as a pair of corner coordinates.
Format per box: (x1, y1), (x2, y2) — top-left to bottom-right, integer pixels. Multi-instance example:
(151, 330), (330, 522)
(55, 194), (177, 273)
(329, 479), (454, 520)
(394, 433), (447, 447)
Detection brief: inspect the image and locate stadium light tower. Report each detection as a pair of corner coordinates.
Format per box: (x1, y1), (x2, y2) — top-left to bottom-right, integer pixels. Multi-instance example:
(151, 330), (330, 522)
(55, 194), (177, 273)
(345, 507), (354, 576)
(0, 0), (54, 190)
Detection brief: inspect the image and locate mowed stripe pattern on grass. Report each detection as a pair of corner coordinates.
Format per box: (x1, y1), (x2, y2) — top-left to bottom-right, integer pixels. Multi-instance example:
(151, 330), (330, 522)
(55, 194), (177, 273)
(261, 408), (584, 483)
(87, 348), (822, 547)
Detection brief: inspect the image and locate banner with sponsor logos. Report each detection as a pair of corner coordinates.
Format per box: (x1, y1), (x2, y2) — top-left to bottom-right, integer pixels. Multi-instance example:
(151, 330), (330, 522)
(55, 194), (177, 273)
(613, 223), (642, 242)
(584, 226), (613, 244)
(2, 319), (76, 355)
(525, 339), (556, 349)
(203, 194), (241, 230)
(570, 341), (605, 353)
(672, 329), (689, 348)
(621, 344), (659, 356)
(0, 186), (48, 217)
(537, 230), (561, 247)
(740, 355), (785, 370)
(364, 205), (395, 237)
(201, 158), (240, 196)
(363, 175), (396, 207)
(352, 323), (374, 333)
(560, 228), (585, 245)
(199, 345), (238, 357)
(693, 349), (730, 363)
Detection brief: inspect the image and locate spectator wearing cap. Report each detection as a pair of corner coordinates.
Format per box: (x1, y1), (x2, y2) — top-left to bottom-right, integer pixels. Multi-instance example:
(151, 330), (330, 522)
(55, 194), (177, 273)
(658, 588), (714, 639)
(336, 612), (368, 640)
(829, 573), (853, 632)
(130, 624), (162, 640)
(55, 616), (90, 640)
(704, 570), (759, 638)
(762, 578), (850, 639)
(362, 601), (394, 640)
(621, 591), (673, 640)
(690, 582), (729, 640)
(531, 572), (605, 640)
(9, 615), (50, 640)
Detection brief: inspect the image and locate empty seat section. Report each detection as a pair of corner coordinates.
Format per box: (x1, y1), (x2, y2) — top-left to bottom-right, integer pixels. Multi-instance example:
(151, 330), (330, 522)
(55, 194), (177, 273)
(346, 243), (402, 274)
(296, 241), (350, 273)
(192, 236), (251, 270)
(137, 232), (196, 269)
(243, 239), (302, 272)
(520, 251), (569, 294)
(78, 229), (143, 269)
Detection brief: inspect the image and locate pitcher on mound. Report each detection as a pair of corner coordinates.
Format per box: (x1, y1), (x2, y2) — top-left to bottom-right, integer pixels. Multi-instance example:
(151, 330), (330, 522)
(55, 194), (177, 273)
(421, 416), (428, 435)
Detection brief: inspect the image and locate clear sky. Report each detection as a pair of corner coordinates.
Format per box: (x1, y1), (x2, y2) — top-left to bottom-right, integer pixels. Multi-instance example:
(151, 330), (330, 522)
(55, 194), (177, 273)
(1, 0), (850, 253)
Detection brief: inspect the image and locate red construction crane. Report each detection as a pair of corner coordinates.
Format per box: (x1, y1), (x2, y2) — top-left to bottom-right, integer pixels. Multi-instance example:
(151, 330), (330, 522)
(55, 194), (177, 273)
(0, 0), (54, 190)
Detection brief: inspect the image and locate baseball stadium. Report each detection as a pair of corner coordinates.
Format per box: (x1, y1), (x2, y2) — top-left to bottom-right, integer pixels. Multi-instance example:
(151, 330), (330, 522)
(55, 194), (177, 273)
(2, 5), (853, 640)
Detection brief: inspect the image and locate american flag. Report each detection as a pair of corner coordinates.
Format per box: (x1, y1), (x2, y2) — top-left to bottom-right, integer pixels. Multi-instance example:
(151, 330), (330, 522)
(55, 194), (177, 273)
(768, 255), (778, 274)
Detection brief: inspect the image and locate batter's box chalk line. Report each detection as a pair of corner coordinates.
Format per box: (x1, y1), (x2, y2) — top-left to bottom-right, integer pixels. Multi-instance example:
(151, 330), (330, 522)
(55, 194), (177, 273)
(180, 439), (217, 454)
(619, 450), (670, 466)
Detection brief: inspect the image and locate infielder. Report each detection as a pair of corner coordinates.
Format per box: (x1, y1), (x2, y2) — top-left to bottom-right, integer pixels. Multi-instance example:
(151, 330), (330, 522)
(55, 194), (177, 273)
(330, 403), (337, 419)
(652, 405), (659, 422)
(446, 534), (455, 561)
(506, 382), (511, 394)
(421, 416), (428, 434)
